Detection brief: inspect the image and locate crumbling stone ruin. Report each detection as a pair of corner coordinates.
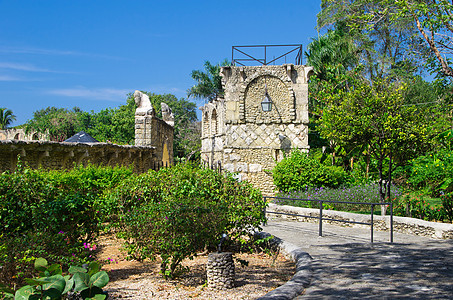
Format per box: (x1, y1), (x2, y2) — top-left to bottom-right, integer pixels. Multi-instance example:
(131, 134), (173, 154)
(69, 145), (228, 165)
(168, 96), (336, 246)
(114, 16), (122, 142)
(0, 91), (174, 172)
(200, 64), (313, 195)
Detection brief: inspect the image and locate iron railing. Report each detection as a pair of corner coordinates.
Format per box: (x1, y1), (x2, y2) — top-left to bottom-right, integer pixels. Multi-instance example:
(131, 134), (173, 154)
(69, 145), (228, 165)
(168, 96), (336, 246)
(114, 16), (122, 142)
(264, 196), (394, 243)
(232, 44), (303, 66)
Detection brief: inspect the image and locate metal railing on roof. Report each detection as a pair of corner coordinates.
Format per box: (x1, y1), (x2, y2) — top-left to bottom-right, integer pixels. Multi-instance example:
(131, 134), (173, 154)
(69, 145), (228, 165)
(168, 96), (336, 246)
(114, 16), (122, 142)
(232, 44), (303, 66)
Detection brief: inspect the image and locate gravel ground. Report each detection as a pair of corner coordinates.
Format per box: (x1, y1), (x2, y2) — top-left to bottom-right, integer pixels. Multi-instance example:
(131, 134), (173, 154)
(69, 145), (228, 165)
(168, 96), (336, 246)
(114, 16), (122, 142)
(96, 234), (295, 300)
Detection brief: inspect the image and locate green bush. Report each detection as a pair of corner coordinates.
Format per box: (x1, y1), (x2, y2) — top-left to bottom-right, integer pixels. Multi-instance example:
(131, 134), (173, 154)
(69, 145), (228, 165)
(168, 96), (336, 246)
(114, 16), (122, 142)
(0, 164), (131, 288)
(273, 149), (349, 192)
(406, 149), (453, 196)
(107, 163), (266, 278)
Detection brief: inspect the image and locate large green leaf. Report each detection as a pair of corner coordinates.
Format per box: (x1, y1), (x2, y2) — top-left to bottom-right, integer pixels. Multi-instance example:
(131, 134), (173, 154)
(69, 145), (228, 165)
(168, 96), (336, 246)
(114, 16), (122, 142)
(42, 275), (66, 293)
(80, 286), (103, 299)
(14, 285), (35, 300)
(62, 276), (74, 295)
(34, 258), (48, 271)
(87, 262), (101, 277)
(89, 271), (109, 289)
(68, 266), (87, 274)
(24, 278), (51, 286)
(73, 272), (90, 292)
(87, 293), (107, 300)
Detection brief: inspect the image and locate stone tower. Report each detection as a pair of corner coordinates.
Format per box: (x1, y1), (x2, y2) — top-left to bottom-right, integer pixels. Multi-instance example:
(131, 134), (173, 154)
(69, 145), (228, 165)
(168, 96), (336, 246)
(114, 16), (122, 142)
(200, 64), (312, 195)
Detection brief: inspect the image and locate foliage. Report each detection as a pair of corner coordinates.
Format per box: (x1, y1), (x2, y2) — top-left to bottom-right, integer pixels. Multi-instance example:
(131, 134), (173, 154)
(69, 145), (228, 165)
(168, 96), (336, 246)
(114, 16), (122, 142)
(405, 149), (453, 196)
(0, 164), (130, 288)
(107, 163), (266, 279)
(81, 97), (137, 145)
(390, 0), (453, 78)
(273, 149), (349, 192)
(24, 107), (82, 142)
(187, 60), (230, 101)
(393, 193), (452, 222)
(13, 258), (108, 300)
(306, 21), (358, 82)
(317, 0), (422, 80)
(0, 108), (16, 130)
(276, 182), (402, 213)
(317, 70), (433, 204)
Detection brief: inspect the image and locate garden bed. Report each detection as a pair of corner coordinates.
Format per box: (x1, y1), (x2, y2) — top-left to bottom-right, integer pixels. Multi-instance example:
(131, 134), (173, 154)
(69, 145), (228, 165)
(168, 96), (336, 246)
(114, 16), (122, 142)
(96, 233), (295, 299)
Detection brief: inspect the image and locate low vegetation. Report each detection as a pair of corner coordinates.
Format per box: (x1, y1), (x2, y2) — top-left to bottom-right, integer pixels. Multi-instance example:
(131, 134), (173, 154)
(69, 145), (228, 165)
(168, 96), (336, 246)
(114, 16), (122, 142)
(0, 163), (266, 297)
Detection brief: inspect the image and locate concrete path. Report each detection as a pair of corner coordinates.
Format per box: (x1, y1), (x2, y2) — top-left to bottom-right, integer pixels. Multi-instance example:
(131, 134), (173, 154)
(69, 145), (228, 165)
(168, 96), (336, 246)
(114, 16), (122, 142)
(263, 219), (453, 299)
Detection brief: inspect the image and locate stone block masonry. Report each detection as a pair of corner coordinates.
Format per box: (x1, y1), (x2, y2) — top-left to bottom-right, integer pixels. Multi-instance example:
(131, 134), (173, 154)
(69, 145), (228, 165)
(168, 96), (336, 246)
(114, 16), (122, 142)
(0, 140), (158, 173)
(0, 90), (174, 173)
(201, 65), (312, 195)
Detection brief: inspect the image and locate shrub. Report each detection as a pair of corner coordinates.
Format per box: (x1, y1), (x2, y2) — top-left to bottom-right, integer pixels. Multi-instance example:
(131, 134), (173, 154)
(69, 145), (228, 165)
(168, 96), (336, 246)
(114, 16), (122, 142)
(0, 164), (130, 288)
(108, 163), (266, 278)
(273, 149), (349, 192)
(406, 149), (453, 196)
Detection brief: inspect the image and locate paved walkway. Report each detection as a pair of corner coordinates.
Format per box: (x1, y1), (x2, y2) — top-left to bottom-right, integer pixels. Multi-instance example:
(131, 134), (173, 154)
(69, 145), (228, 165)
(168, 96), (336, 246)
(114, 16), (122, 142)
(263, 219), (453, 299)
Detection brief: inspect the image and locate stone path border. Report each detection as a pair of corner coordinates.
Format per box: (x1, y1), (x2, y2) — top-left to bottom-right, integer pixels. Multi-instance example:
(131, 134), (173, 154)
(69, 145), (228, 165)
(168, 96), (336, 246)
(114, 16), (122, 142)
(256, 232), (312, 300)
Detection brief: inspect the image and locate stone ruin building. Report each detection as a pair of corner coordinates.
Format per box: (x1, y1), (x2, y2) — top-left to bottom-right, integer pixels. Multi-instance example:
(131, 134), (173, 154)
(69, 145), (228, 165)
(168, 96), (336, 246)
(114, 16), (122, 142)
(0, 91), (174, 172)
(201, 63), (313, 195)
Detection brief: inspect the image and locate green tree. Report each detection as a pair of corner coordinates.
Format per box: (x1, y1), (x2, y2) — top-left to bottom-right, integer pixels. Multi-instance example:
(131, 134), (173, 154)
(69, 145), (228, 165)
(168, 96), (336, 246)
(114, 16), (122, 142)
(318, 70), (434, 211)
(317, 0), (422, 80)
(187, 60), (230, 101)
(0, 108), (16, 130)
(83, 97), (136, 144)
(24, 107), (82, 141)
(390, 0), (453, 78)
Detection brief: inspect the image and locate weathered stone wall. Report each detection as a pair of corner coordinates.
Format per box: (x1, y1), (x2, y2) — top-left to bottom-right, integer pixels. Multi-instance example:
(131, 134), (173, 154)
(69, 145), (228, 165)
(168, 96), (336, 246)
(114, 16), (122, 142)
(135, 115), (174, 166)
(0, 140), (157, 173)
(201, 64), (312, 195)
(0, 128), (49, 141)
(267, 204), (453, 239)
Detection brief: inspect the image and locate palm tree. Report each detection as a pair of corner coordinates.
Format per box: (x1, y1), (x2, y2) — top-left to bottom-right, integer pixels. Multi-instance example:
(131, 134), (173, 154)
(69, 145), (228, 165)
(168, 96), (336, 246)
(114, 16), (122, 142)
(305, 22), (358, 81)
(0, 108), (16, 129)
(187, 60), (230, 102)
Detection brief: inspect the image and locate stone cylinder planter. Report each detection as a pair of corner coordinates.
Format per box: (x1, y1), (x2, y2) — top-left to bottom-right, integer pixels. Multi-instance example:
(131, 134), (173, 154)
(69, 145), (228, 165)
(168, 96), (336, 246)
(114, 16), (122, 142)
(207, 252), (235, 289)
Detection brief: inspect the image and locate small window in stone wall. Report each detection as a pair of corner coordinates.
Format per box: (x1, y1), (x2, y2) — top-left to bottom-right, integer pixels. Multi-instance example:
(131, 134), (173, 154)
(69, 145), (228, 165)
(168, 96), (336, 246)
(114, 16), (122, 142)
(203, 111), (210, 137)
(14, 133), (20, 140)
(32, 133), (39, 140)
(211, 109), (218, 136)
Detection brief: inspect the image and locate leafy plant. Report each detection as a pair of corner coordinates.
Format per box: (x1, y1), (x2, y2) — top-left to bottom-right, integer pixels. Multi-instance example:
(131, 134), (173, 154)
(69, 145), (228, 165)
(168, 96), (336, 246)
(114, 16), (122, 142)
(14, 258), (108, 300)
(108, 163), (266, 279)
(273, 149), (349, 192)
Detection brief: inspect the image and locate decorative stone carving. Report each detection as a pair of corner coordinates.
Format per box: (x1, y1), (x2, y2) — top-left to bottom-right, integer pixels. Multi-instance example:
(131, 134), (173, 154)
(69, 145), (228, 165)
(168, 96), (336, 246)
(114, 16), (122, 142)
(134, 90), (155, 116)
(161, 102), (174, 126)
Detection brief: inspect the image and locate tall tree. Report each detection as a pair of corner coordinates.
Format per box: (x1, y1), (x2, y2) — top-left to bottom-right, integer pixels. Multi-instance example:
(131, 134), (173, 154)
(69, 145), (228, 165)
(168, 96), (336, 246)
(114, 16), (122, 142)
(24, 107), (81, 141)
(318, 70), (435, 211)
(317, 0), (422, 80)
(390, 0), (453, 79)
(187, 60), (230, 101)
(0, 108), (16, 130)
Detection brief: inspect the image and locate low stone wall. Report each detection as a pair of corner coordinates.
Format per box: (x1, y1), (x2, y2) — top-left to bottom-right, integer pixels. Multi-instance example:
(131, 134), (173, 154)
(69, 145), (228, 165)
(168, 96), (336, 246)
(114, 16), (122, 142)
(267, 203), (453, 239)
(0, 140), (158, 173)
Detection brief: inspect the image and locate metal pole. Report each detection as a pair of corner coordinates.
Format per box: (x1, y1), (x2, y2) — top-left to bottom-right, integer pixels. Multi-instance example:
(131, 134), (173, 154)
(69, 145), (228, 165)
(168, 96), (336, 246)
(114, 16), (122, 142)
(371, 204), (374, 243)
(390, 203), (394, 243)
(319, 200), (323, 237)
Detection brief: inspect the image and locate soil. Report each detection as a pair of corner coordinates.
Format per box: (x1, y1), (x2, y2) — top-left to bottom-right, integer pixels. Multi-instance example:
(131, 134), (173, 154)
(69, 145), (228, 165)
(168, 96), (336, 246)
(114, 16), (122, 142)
(94, 233), (295, 299)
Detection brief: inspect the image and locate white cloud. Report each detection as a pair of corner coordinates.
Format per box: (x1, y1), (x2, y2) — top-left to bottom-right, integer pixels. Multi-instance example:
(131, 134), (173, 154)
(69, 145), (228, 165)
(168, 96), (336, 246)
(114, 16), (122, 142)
(0, 46), (127, 61)
(46, 87), (130, 101)
(0, 75), (22, 81)
(0, 62), (53, 72)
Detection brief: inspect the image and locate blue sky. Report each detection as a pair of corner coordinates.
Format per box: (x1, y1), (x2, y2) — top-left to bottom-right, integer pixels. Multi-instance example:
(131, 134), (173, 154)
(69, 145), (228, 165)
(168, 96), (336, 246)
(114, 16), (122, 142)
(0, 0), (321, 126)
